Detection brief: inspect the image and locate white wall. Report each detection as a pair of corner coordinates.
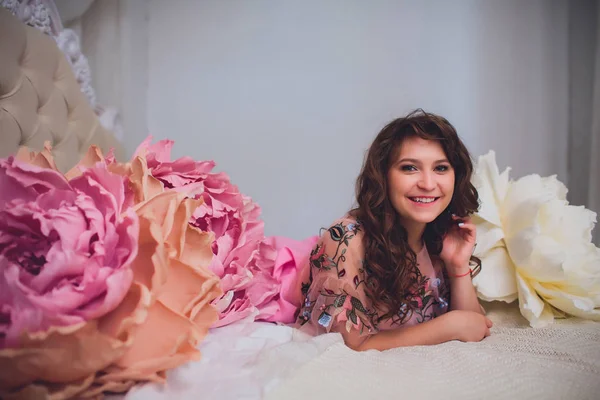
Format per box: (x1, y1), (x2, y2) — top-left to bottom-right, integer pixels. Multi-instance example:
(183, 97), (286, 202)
(144, 0), (568, 240)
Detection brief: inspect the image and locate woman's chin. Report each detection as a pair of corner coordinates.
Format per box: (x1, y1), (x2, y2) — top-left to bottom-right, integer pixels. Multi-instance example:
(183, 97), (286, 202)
(396, 200), (450, 226)
(398, 213), (439, 227)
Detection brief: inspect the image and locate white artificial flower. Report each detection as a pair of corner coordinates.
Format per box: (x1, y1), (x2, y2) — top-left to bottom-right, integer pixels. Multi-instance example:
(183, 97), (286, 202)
(471, 151), (600, 327)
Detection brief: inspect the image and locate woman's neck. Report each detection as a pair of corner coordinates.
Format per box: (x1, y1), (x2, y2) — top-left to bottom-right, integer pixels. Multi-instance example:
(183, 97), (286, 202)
(403, 221), (426, 253)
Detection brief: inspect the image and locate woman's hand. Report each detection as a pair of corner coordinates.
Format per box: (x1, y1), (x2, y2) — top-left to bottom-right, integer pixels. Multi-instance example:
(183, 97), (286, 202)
(440, 215), (476, 276)
(442, 310), (493, 342)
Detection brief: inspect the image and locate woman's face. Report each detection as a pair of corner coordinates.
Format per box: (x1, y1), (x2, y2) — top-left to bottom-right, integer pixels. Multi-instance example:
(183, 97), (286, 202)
(386, 136), (455, 228)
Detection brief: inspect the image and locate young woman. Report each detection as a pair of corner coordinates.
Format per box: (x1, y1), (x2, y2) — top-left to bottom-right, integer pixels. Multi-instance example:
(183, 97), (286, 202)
(293, 109), (492, 351)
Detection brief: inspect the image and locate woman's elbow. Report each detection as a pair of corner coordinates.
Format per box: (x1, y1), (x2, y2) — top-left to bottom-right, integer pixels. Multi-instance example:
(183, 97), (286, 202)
(344, 336), (371, 352)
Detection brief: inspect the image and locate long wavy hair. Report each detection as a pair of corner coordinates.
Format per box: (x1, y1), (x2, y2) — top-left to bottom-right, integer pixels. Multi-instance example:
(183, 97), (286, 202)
(350, 109), (480, 323)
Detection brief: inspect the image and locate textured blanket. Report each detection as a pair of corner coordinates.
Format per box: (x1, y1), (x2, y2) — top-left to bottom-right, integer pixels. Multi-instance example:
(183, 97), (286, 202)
(265, 302), (600, 400)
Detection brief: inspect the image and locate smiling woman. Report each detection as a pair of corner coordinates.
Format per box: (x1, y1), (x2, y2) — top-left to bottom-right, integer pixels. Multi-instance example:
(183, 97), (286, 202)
(286, 109), (491, 351)
(387, 136), (456, 246)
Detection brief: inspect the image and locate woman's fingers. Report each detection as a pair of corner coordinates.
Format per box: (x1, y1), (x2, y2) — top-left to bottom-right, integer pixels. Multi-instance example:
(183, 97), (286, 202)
(457, 220), (476, 242)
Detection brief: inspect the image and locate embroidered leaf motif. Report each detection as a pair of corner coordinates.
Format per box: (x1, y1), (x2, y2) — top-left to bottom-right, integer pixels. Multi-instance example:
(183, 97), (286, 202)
(338, 269), (346, 278)
(345, 319), (353, 333)
(324, 256), (336, 270)
(351, 296), (367, 313)
(423, 295), (433, 306)
(329, 224), (345, 241)
(333, 295), (347, 308)
(353, 275), (359, 287)
(324, 288), (335, 295)
(349, 311), (358, 324)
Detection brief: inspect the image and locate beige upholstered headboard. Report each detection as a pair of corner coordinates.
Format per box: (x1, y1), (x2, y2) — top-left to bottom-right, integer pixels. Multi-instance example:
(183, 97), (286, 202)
(0, 7), (124, 172)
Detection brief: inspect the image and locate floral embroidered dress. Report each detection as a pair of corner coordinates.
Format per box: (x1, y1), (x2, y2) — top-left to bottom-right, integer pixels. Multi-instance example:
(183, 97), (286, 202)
(294, 216), (450, 344)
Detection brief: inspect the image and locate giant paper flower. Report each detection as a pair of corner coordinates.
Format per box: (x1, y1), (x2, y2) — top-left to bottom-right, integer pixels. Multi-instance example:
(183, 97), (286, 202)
(71, 150), (223, 395)
(0, 156), (142, 398)
(132, 137), (311, 327)
(1, 145), (222, 399)
(471, 151), (600, 327)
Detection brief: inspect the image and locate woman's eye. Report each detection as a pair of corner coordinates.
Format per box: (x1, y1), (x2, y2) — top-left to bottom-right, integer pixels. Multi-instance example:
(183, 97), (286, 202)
(401, 165), (417, 172)
(435, 165), (450, 172)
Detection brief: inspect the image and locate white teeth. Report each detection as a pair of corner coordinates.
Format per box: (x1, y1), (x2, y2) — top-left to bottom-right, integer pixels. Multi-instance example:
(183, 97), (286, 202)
(412, 197), (436, 203)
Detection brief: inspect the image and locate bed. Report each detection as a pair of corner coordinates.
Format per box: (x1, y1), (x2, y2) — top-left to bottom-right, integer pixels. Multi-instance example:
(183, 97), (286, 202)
(1, 3), (599, 400)
(0, 1), (123, 171)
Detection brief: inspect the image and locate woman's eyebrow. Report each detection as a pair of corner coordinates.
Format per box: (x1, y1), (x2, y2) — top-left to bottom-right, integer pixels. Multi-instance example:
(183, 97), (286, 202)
(397, 158), (449, 164)
(398, 158), (421, 163)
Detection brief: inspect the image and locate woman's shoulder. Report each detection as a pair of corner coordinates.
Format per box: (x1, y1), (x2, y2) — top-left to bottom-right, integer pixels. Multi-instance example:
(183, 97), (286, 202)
(327, 213), (362, 230)
(320, 214), (364, 243)
(311, 214), (366, 268)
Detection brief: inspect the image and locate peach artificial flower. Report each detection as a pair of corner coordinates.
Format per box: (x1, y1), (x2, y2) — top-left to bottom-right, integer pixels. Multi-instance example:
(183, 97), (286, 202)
(81, 152), (222, 395)
(2, 146), (222, 399)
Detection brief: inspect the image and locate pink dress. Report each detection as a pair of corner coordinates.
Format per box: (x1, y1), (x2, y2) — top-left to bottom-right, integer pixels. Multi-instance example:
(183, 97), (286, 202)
(293, 216), (450, 344)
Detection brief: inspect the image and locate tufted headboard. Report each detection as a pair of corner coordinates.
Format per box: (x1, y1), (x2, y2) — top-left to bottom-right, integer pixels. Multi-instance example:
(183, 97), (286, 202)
(0, 7), (124, 172)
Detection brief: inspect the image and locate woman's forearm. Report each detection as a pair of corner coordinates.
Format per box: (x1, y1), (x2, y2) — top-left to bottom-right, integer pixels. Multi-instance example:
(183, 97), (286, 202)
(353, 313), (455, 351)
(448, 272), (483, 314)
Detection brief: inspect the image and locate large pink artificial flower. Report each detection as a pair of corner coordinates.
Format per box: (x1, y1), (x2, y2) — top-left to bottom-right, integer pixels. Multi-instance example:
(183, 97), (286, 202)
(0, 156), (139, 348)
(1, 145), (222, 399)
(133, 137), (316, 326)
(0, 155), (141, 398)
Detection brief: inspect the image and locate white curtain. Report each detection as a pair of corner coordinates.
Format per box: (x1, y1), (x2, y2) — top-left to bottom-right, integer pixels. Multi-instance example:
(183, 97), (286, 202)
(592, 2), (600, 246)
(74, 0), (149, 158)
(568, 0), (600, 245)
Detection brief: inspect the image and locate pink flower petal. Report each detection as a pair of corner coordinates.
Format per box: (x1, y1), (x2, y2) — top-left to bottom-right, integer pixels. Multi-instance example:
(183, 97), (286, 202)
(0, 160), (139, 348)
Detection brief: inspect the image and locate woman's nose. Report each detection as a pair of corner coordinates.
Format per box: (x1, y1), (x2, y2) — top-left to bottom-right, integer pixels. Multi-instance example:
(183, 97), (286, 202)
(417, 172), (435, 190)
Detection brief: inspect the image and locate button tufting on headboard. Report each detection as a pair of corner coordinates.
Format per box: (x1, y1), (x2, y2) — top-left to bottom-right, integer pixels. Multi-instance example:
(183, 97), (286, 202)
(0, 7), (124, 172)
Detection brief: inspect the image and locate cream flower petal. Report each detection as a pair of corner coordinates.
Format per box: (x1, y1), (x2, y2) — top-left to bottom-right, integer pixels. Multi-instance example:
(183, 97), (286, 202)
(472, 151), (510, 227)
(532, 281), (600, 321)
(471, 217), (505, 254)
(563, 245), (600, 300)
(503, 175), (567, 234)
(516, 273), (555, 327)
(473, 246), (518, 302)
(519, 200), (599, 290)
(526, 235), (569, 282)
(538, 200), (597, 245)
(471, 150), (599, 327)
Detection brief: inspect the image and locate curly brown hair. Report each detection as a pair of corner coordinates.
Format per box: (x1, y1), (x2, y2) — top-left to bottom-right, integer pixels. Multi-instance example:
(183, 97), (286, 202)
(350, 109), (480, 323)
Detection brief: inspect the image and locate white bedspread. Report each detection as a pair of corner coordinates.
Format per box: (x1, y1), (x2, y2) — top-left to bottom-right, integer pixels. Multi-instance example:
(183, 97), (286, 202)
(266, 302), (600, 400)
(110, 318), (340, 400)
(109, 302), (600, 400)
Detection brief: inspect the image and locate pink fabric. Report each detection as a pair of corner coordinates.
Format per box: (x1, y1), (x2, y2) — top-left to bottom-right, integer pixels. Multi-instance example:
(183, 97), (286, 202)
(294, 216), (450, 343)
(260, 235), (319, 324)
